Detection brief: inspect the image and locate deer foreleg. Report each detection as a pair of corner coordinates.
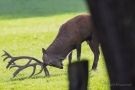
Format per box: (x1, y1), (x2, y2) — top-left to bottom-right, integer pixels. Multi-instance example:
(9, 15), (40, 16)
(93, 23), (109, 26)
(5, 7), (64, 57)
(76, 43), (81, 61)
(68, 51), (72, 64)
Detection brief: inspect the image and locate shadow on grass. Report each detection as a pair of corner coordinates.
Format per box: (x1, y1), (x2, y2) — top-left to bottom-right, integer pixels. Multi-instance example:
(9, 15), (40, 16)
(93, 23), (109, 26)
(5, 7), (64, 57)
(0, 0), (88, 20)
(8, 69), (95, 82)
(9, 76), (46, 81)
(8, 72), (67, 82)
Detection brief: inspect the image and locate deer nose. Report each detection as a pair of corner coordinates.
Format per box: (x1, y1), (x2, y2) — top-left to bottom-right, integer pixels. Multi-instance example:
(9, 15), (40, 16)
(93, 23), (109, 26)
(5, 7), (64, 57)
(59, 63), (63, 69)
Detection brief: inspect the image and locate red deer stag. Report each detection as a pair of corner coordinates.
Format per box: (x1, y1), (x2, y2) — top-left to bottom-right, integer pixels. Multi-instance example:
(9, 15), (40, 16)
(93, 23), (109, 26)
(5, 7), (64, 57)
(42, 14), (100, 70)
(2, 14), (99, 78)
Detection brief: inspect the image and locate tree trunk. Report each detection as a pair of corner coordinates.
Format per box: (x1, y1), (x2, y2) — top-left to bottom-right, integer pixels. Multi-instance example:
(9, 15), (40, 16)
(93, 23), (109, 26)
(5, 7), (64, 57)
(86, 0), (135, 90)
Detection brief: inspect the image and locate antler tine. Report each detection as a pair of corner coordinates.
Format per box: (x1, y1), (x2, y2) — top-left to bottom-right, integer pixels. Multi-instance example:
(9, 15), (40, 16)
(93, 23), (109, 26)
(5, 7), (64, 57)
(28, 63), (49, 77)
(2, 50), (49, 78)
(9, 63), (43, 78)
(6, 56), (42, 69)
(9, 58), (33, 77)
(34, 64), (44, 76)
(43, 63), (50, 77)
(13, 65), (24, 78)
(29, 63), (49, 77)
(2, 50), (12, 61)
(10, 58), (44, 78)
(2, 50), (12, 57)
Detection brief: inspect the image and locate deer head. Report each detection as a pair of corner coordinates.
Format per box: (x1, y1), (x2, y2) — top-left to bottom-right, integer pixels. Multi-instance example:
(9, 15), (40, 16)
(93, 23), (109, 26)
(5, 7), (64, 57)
(42, 48), (64, 69)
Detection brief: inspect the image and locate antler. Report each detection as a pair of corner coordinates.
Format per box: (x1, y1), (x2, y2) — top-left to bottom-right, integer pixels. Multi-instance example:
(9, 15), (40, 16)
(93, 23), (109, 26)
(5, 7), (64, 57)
(2, 50), (49, 78)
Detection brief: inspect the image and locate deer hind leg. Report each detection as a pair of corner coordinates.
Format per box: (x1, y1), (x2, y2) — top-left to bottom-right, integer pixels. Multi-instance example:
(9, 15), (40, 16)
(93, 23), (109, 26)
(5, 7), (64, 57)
(87, 36), (100, 70)
(76, 43), (81, 61)
(92, 43), (100, 70)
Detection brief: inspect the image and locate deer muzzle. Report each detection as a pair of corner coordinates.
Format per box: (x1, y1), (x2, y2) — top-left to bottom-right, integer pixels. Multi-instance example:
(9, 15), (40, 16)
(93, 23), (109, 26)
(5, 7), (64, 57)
(48, 61), (63, 69)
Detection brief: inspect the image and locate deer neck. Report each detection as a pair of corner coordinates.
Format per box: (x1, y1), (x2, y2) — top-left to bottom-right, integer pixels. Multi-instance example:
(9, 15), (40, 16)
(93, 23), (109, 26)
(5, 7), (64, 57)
(46, 37), (72, 59)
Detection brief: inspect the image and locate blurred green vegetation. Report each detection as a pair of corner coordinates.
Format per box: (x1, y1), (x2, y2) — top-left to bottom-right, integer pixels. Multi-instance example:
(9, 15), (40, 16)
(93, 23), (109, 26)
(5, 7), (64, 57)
(0, 0), (88, 19)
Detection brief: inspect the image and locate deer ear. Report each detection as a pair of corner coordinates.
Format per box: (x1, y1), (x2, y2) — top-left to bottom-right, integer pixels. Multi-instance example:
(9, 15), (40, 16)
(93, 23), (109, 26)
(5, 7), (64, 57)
(42, 48), (47, 58)
(42, 48), (46, 54)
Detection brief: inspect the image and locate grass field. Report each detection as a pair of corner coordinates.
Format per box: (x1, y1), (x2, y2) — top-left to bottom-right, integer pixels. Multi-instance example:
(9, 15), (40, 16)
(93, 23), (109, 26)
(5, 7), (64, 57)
(0, 0), (110, 90)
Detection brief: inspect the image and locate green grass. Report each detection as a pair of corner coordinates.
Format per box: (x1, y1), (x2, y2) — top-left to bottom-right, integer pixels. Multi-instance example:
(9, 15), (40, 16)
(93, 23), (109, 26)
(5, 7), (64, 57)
(0, 0), (110, 90)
